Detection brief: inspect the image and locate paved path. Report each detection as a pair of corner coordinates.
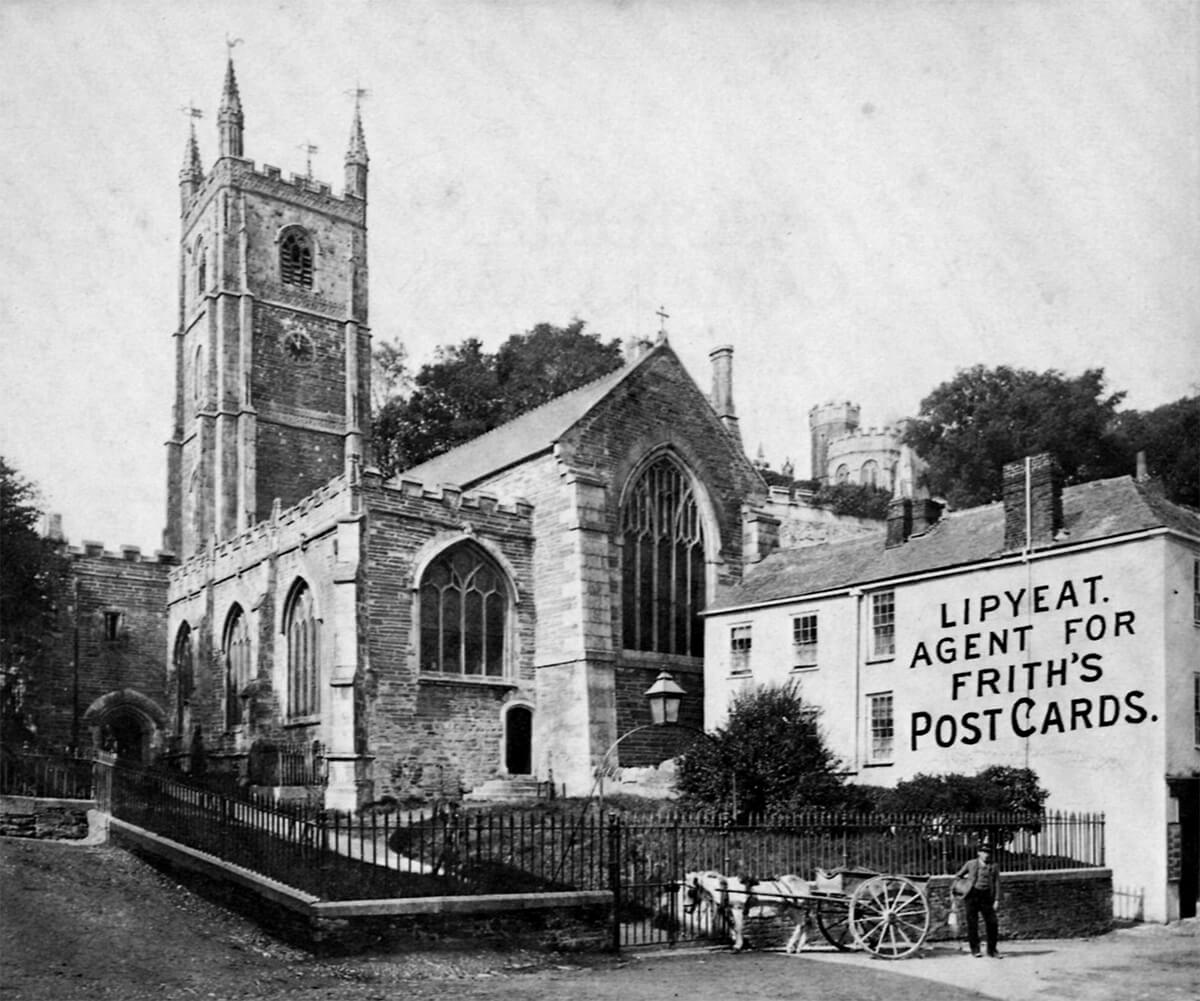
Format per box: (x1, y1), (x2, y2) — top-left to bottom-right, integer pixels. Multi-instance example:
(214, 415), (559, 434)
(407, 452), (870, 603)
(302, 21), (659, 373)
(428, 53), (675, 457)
(797, 922), (1199, 1000)
(2, 834), (1196, 1000)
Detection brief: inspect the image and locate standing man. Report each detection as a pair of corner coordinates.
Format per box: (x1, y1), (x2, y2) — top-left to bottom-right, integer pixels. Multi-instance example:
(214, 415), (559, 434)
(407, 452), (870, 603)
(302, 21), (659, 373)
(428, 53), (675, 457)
(953, 843), (1002, 958)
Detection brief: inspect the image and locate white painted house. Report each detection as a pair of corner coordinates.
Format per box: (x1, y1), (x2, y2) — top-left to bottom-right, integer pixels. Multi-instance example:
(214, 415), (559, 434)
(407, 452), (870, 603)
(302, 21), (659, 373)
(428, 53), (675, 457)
(704, 456), (1200, 923)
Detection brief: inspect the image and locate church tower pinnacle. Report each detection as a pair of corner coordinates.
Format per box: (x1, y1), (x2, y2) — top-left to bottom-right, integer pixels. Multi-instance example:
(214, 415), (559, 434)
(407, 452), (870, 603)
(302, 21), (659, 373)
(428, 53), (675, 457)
(178, 108), (204, 211)
(218, 56), (244, 158)
(344, 89), (369, 200)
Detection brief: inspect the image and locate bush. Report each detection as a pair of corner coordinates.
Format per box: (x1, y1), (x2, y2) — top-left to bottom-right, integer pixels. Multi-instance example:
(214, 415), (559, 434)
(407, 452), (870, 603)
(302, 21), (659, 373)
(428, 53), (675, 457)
(673, 682), (849, 817)
(811, 482), (892, 520)
(876, 766), (1048, 815)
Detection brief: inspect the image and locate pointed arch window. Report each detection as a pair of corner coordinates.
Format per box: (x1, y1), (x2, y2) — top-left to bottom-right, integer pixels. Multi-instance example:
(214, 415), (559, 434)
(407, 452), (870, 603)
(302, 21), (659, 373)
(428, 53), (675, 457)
(285, 581), (320, 718)
(860, 459), (880, 488)
(223, 605), (251, 729)
(173, 623), (194, 735)
(419, 543), (509, 677)
(280, 229), (313, 288)
(621, 453), (706, 656)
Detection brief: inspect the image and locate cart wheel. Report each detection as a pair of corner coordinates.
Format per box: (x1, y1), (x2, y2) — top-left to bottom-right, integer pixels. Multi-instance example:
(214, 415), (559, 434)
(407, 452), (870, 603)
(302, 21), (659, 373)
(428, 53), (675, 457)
(848, 875), (930, 959)
(815, 902), (854, 951)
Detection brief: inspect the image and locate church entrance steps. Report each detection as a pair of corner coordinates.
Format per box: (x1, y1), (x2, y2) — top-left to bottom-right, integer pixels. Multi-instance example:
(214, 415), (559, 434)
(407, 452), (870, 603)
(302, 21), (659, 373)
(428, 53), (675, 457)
(463, 777), (542, 804)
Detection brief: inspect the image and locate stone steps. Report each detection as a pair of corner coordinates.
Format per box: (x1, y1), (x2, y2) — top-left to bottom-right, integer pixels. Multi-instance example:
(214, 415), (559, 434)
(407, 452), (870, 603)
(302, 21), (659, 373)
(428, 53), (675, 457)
(463, 776), (543, 804)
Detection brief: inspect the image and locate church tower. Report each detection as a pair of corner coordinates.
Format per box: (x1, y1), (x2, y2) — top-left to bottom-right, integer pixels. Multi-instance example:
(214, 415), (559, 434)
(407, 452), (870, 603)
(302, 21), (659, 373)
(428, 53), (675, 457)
(165, 59), (370, 556)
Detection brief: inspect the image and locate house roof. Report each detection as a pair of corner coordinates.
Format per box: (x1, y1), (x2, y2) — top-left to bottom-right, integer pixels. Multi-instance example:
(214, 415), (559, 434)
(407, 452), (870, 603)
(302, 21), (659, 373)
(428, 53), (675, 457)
(392, 347), (657, 490)
(710, 476), (1200, 613)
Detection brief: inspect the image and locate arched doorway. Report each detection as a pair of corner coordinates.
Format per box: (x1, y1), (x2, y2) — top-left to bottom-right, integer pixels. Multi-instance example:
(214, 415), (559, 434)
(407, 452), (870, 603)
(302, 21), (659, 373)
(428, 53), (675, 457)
(84, 690), (165, 766)
(100, 706), (151, 763)
(504, 705), (532, 776)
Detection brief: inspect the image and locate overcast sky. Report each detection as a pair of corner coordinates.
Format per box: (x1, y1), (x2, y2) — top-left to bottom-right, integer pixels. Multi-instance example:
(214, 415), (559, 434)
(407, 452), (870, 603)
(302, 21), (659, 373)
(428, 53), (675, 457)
(1, 0), (1197, 554)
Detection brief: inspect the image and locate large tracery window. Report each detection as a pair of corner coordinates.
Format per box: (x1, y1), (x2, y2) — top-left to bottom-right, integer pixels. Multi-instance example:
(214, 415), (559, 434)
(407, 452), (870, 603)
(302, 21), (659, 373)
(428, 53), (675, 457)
(223, 605), (251, 729)
(621, 454), (706, 656)
(286, 581), (320, 718)
(173, 624), (194, 735)
(280, 229), (313, 288)
(420, 543), (508, 677)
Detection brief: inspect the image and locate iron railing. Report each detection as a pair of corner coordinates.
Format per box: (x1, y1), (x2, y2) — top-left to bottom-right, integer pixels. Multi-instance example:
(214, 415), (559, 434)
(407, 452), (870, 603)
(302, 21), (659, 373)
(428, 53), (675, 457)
(616, 809), (1106, 879)
(101, 760), (609, 900)
(0, 751), (94, 800)
(95, 755), (1105, 905)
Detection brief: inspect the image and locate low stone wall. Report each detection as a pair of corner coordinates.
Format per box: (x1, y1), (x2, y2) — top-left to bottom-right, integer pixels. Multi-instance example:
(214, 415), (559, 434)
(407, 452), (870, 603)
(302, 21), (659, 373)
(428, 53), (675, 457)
(109, 818), (612, 956)
(0, 796), (91, 840)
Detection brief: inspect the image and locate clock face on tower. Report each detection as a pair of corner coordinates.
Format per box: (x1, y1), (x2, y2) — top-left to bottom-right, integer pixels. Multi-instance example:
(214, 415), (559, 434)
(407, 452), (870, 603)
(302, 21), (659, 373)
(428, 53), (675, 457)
(284, 329), (314, 362)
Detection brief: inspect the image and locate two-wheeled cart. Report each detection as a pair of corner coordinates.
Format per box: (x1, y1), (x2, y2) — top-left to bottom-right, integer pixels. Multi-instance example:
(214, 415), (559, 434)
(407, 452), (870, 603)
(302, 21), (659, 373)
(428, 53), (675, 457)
(771, 868), (932, 959)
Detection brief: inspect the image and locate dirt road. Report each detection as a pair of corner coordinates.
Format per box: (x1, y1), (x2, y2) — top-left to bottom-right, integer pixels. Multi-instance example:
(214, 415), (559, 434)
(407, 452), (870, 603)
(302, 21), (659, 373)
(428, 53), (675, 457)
(1, 837), (1195, 1001)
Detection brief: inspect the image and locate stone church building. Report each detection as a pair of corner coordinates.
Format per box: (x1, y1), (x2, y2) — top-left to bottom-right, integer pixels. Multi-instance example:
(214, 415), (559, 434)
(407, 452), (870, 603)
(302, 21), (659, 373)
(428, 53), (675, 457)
(156, 59), (804, 810)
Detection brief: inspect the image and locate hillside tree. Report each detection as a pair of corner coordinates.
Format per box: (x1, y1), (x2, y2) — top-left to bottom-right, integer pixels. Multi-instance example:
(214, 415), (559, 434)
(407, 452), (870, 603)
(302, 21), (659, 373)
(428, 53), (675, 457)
(371, 320), (623, 477)
(0, 459), (63, 749)
(903, 365), (1129, 508)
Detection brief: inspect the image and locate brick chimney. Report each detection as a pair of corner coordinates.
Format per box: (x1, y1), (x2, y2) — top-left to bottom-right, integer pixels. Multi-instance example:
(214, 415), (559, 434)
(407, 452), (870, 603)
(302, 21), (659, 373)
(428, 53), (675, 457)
(709, 345), (740, 441)
(886, 497), (941, 548)
(885, 498), (912, 549)
(1003, 453), (1063, 551)
(910, 498), (943, 537)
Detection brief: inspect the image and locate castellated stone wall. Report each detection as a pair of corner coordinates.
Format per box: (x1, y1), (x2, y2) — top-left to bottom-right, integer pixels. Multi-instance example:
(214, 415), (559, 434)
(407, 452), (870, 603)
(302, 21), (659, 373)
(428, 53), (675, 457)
(30, 544), (171, 755)
(165, 472), (536, 808)
(166, 476), (360, 772)
(359, 474), (536, 803)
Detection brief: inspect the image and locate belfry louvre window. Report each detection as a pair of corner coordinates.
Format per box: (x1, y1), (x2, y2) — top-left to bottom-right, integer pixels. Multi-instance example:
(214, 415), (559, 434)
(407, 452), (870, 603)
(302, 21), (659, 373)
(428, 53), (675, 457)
(621, 455), (706, 656)
(286, 581), (319, 718)
(420, 543), (508, 677)
(280, 230), (313, 288)
(223, 605), (251, 729)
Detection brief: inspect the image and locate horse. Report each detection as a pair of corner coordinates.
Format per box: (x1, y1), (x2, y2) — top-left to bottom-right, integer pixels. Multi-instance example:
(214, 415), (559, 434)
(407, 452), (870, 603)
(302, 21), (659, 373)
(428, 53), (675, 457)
(680, 871), (814, 952)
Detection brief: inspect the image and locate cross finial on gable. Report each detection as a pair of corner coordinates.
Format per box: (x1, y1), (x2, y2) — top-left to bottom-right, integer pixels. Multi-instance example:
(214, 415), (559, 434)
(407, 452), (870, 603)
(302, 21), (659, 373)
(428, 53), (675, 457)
(656, 305), (670, 339)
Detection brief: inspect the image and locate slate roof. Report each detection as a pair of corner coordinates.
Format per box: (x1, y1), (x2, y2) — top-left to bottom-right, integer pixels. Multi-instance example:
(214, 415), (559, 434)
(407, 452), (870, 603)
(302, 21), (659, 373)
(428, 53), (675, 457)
(393, 350), (651, 489)
(710, 476), (1200, 613)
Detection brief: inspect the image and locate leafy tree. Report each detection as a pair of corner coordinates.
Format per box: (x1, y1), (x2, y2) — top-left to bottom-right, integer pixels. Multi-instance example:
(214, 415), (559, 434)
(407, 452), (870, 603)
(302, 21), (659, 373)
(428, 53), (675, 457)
(1, 459), (63, 749)
(371, 320), (623, 477)
(369, 335), (410, 412)
(811, 482), (891, 520)
(1115, 395), (1200, 508)
(903, 365), (1129, 508)
(673, 682), (847, 817)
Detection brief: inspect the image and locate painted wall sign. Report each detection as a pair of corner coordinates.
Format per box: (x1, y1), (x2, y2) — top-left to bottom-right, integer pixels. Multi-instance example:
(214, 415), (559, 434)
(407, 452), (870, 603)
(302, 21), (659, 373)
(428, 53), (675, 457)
(906, 573), (1155, 750)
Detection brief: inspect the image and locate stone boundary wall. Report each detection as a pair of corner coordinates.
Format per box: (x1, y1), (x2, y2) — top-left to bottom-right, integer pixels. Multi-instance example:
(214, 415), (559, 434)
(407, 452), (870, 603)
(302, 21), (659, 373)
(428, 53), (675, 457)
(0, 796), (91, 840)
(107, 818), (611, 956)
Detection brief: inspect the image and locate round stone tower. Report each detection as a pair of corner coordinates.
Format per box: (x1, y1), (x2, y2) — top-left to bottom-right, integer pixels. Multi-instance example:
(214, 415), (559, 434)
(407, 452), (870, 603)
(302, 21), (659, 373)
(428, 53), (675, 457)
(808, 401), (861, 483)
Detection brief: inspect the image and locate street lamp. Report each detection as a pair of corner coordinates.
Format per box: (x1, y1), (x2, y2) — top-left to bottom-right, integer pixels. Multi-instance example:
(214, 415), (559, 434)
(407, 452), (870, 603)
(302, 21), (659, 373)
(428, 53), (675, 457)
(594, 670), (700, 812)
(645, 670), (686, 725)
